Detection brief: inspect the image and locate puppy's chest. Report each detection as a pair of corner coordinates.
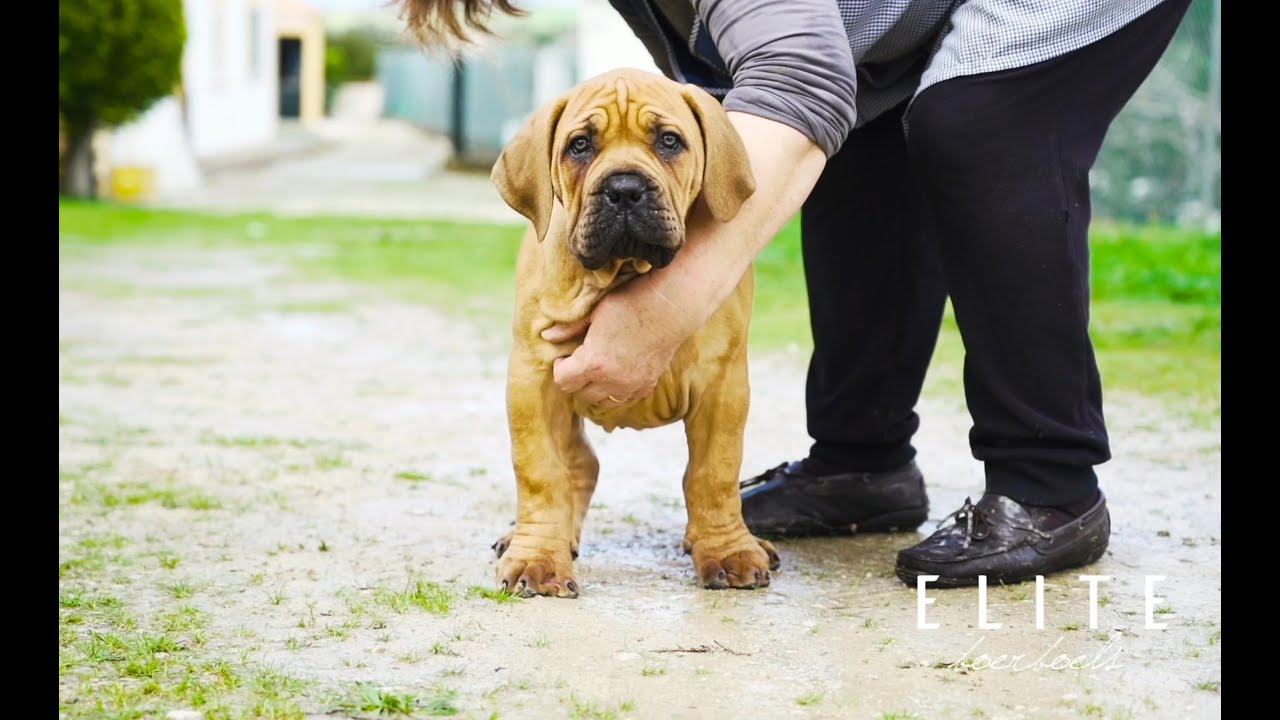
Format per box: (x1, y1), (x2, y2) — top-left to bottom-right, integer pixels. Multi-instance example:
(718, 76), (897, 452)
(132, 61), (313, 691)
(571, 371), (691, 432)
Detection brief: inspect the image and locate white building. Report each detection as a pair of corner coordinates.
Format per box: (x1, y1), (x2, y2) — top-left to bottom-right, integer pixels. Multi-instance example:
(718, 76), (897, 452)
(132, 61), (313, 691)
(182, 0), (279, 159)
(101, 0), (324, 198)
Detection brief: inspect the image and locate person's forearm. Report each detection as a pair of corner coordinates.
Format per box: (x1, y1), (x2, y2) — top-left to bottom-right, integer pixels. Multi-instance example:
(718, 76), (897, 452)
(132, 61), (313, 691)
(647, 111), (828, 325)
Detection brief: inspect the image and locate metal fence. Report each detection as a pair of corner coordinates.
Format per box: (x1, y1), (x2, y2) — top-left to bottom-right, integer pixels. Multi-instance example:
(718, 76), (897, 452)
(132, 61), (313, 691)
(377, 39), (575, 167)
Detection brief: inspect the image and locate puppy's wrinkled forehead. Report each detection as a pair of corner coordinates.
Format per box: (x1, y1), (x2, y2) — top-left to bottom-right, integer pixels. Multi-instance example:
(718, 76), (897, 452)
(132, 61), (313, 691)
(558, 75), (697, 146)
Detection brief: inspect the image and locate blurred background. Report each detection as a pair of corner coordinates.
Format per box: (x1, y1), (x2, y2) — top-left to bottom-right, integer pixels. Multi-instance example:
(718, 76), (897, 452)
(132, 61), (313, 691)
(58, 0), (1219, 229)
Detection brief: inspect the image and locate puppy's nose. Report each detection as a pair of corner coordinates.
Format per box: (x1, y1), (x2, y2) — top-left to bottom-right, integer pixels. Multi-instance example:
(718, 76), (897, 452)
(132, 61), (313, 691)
(602, 173), (648, 210)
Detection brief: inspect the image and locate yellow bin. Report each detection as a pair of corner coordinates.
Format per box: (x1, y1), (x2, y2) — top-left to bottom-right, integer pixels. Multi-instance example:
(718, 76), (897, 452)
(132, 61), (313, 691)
(110, 165), (156, 201)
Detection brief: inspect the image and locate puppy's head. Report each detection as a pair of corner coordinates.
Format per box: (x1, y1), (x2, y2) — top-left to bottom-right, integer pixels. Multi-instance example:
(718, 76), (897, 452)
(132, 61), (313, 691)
(492, 69), (755, 272)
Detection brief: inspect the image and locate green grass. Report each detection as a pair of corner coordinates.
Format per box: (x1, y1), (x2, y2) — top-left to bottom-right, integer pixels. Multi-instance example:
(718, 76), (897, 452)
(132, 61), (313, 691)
(753, 216), (1220, 406)
(59, 589), (309, 719)
(796, 692), (823, 706)
(59, 202), (1219, 408)
(338, 683), (460, 716)
(1194, 680), (1221, 693)
(465, 585), (522, 604)
(372, 577), (456, 616)
(568, 696), (635, 720)
(204, 434), (316, 449)
(69, 479), (223, 512)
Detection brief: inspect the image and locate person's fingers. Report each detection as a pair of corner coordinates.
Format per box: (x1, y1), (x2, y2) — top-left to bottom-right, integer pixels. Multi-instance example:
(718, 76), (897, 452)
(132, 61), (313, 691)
(551, 354), (593, 394)
(577, 383), (620, 405)
(541, 318), (591, 343)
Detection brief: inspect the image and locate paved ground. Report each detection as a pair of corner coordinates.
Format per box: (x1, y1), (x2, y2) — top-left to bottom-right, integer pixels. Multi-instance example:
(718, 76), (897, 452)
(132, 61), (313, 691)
(60, 125), (1222, 719)
(146, 118), (521, 224)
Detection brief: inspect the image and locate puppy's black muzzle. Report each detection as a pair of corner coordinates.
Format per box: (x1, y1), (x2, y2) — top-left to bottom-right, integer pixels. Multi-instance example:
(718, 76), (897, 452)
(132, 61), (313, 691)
(578, 172), (678, 271)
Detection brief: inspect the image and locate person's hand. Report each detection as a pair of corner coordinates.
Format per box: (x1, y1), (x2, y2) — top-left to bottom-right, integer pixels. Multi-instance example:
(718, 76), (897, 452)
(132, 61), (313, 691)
(543, 276), (698, 405)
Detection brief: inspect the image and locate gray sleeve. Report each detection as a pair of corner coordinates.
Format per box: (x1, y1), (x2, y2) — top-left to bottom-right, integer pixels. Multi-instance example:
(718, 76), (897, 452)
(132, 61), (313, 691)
(694, 0), (859, 158)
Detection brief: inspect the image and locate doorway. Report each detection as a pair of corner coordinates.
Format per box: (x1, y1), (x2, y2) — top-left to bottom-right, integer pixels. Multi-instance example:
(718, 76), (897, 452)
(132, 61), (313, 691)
(278, 38), (302, 118)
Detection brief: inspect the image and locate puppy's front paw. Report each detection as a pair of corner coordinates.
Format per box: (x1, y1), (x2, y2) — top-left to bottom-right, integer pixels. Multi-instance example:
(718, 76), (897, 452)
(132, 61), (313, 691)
(683, 530), (780, 571)
(494, 527), (578, 560)
(688, 533), (779, 590)
(495, 536), (579, 599)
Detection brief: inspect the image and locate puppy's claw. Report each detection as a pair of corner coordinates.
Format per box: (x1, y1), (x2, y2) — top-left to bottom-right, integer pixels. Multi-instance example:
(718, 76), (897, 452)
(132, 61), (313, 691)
(695, 543), (775, 591)
(492, 530), (514, 558)
(758, 538), (781, 571)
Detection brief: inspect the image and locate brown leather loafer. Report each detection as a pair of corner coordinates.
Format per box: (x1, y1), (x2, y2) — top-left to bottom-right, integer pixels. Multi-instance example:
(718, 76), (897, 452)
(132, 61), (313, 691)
(740, 460), (930, 536)
(895, 492), (1110, 588)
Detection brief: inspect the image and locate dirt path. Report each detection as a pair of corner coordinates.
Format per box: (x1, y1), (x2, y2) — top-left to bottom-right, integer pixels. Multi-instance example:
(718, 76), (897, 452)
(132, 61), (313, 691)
(59, 243), (1221, 719)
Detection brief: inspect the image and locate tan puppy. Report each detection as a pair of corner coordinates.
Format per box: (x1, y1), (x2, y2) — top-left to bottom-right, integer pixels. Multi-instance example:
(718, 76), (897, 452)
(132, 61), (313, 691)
(491, 68), (779, 598)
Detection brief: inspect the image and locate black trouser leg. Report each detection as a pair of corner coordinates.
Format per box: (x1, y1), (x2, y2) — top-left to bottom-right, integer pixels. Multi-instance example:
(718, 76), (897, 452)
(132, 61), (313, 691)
(904, 0), (1193, 505)
(801, 102), (948, 475)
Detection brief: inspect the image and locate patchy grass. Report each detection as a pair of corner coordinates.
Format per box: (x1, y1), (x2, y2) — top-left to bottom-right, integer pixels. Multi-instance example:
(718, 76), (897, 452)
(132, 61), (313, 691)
(162, 580), (198, 599)
(69, 479), (223, 512)
(314, 453), (350, 471)
(155, 551), (182, 570)
(269, 300), (353, 314)
(160, 605), (209, 633)
(59, 537), (132, 580)
(797, 692), (823, 706)
(431, 642), (458, 657)
(465, 585), (521, 604)
(59, 590), (309, 719)
(1194, 680), (1221, 693)
(59, 202), (1218, 410)
(568, 696), (635, 720)
(338, 683), (459, 716)
(204, 433), (317, 449)
(372, 577), (456, 615)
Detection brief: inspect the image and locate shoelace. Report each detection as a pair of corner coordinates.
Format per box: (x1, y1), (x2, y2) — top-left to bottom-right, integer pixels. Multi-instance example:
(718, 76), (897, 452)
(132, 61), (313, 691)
(739, 462), (790, 490)
(936, 496), (1053, 549)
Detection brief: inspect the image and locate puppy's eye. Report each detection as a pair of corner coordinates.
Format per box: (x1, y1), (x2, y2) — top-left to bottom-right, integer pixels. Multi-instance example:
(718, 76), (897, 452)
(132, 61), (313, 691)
(658, 132), (683, 151)
(569, 136), (592, 157)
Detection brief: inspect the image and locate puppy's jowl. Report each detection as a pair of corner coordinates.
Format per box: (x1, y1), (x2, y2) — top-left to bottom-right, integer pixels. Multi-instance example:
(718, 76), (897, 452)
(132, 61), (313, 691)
(491, 69), (775, 598)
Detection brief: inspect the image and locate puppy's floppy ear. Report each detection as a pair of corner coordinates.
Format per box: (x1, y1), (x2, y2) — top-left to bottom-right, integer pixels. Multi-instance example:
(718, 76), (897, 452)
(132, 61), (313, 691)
(491, 92), (572, 242)
(681, 85), (756, 223)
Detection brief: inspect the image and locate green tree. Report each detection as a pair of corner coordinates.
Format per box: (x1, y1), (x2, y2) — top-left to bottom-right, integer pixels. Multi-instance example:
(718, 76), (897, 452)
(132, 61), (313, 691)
(59, 0), (187, 197)
(324, 27), (383, 114)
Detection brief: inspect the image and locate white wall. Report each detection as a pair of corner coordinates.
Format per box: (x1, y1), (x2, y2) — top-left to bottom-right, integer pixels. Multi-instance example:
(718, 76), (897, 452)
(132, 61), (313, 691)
(104, 0), (282, 195)
(576, 0), (661, 82)
(182, 0), (279, 158)
(103, 98), (203, 193)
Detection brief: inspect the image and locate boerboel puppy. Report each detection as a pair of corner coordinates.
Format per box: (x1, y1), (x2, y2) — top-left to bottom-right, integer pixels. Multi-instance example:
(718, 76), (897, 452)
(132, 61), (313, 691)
(491, 68), (779, 598)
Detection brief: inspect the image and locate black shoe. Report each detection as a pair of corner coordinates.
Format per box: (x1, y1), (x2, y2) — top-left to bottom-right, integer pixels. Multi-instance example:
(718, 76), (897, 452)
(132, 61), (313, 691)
(895, 492), (1111, 588)
(739, 460), (930, 536)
